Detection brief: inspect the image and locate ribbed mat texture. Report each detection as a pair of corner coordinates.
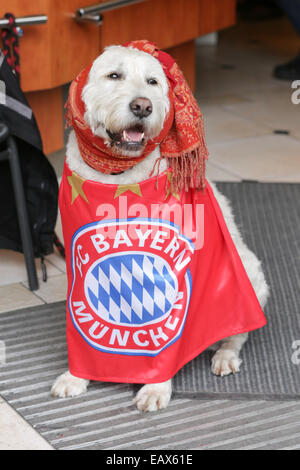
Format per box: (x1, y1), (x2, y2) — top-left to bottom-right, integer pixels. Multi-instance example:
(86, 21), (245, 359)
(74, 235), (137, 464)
(174, 182), (300, 397)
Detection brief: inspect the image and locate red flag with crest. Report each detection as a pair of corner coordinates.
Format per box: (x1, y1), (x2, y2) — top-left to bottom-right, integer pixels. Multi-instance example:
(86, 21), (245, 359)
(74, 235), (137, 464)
(60, 163), (266, 384)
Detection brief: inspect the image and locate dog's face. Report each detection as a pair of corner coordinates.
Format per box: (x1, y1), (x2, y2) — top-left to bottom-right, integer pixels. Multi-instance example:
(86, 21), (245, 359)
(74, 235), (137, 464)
(82, 45), (170, 157)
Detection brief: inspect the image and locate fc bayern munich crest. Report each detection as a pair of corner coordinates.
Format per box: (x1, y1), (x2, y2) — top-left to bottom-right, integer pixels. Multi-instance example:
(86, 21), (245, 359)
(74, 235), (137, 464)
(69, 218), (193, 356)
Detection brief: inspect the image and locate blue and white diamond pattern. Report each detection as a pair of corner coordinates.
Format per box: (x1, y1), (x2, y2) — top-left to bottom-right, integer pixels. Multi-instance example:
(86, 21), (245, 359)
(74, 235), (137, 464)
(85, 253), (178, 325)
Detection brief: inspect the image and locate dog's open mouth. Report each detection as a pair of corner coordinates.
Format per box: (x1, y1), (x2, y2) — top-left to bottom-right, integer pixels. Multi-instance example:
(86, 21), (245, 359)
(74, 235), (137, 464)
(106, 125), (146, 152)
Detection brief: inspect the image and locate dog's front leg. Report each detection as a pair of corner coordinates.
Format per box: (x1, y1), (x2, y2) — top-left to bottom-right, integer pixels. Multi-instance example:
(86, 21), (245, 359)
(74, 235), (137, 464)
(211, 333), (248, 377)
(134, 379), (172, 412)
(51, 370), (89, 398)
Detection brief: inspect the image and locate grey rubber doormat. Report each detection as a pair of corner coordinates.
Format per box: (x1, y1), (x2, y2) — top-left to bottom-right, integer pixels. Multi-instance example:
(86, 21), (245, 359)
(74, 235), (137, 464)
(0, 182), (299, 449)
(174, 182), (300, 398)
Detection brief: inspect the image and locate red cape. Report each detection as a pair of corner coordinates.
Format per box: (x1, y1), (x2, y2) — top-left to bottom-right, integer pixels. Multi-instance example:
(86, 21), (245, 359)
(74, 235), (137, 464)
(60, 162), (266, 383)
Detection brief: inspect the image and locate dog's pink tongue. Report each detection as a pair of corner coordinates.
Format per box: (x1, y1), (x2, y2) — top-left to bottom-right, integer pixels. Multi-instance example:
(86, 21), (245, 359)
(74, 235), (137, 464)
(124, 129), (144, 142)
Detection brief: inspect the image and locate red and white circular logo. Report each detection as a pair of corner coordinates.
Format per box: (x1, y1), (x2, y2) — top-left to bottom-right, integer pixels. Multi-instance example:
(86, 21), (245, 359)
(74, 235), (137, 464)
(69, 218), (193, 356)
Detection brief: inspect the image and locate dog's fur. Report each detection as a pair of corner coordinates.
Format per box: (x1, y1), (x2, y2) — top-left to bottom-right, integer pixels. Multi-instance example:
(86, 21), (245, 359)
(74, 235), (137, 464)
(51, 46), (269, 412)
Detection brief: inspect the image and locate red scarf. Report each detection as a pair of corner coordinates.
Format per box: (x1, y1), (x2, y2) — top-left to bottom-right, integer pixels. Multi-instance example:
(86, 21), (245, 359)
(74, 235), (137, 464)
(65, 40), (209, 192)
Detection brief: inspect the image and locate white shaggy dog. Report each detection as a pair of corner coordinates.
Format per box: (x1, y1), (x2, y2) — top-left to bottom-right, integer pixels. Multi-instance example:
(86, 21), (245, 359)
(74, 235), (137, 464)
(51, 46), (269, 412)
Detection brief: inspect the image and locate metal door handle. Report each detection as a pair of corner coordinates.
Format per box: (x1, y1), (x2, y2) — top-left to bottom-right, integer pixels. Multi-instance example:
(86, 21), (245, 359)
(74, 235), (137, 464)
(0, 15), (47, 28)
(75, 0), (147, 24)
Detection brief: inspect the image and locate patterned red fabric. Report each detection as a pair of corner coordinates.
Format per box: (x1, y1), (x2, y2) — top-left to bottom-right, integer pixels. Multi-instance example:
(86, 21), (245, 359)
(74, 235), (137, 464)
(65, 64), (174, 176)
(65, 40), (209, 193)
(127, 40), (209, 191)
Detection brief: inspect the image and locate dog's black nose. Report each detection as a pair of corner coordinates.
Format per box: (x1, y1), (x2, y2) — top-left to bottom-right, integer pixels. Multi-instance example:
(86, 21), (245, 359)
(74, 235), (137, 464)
(130, 97), (152, 118)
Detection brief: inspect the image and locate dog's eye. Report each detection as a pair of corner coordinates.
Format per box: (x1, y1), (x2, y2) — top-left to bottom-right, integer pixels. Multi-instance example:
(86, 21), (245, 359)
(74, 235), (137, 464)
(108, 72), (121, 79)
(147, 78), (158, 85)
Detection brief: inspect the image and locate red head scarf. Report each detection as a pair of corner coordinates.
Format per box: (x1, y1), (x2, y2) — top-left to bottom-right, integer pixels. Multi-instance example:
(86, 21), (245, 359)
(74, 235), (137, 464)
(65, 40), (209, 192)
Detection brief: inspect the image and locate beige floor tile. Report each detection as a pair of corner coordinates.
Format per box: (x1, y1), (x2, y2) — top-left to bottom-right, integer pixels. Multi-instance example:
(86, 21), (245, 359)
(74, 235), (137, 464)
(47, 252), (66, 273)
(291, 129), (300, 141)
(198, 94), (251, 107)
(54, 208), (64, 247)
(23, 273), (68, 303)
(0, 250), (62, 287)
(0, 283), (43, 314)
(203, 105), (270, 145)
(195, 18), (297, 107)
(206, 161), (241, 182)
(0, 397), (52, 450)
(209, 134), (300, 181)
(196, 60), (287, 103)
(198, 40), (294, 76)
(224, 89), (300, 135)
(256, 174), (300, 183)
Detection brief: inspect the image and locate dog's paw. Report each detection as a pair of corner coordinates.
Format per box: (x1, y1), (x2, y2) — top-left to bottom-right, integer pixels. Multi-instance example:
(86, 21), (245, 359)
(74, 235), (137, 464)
(211, 349), (242, 377)
(51, 371), (89, 398)
(134, 381), (172, 412)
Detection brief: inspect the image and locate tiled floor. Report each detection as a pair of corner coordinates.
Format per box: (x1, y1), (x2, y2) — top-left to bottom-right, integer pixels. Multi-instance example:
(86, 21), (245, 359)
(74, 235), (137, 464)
(0, 397), (52, 450)
(0, 15), (299, 449)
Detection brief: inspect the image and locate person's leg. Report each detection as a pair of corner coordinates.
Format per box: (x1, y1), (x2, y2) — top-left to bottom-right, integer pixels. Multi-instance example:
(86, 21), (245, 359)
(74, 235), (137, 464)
(273, 0), (300, 80)
(275, 0), (300, 35)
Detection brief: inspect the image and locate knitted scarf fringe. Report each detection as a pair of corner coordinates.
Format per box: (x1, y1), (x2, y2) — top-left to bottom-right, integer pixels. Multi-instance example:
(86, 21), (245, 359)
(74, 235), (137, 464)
(167, 149), (207, 193)
(163, 117), (208, 193)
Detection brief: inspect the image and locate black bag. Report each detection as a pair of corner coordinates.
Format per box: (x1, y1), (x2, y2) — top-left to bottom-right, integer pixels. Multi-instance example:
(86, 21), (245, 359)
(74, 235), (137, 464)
(0, 54), (58, 257)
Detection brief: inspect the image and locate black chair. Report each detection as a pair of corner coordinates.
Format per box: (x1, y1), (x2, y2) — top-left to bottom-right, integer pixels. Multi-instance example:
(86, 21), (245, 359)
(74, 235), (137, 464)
(0, 120), (38, 291)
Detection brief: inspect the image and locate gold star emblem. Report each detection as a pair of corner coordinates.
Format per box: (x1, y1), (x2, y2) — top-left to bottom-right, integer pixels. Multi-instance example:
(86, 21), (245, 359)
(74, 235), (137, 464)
(114, 183), (142, 198)
(164, 173), (180, 201)
(67, 172), (89, 204)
